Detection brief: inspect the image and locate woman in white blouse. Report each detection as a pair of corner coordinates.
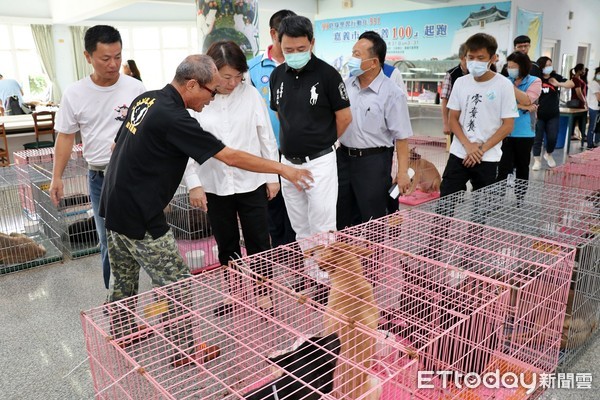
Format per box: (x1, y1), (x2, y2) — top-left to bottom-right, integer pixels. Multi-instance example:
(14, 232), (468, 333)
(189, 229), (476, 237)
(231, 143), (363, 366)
(183, 40), (279, 315)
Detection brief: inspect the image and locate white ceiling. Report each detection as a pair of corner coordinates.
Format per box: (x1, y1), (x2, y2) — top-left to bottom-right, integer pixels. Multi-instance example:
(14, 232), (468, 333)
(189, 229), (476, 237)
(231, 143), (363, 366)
(0, 0), (319, 24)
(0, 0), (197, 23)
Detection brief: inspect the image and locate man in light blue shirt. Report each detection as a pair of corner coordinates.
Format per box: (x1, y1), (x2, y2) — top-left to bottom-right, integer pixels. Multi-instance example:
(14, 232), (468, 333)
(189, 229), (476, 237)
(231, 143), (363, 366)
(248, 9), (297, 247)
(337, 31), (413, 229)
(0, 73), (24, 115)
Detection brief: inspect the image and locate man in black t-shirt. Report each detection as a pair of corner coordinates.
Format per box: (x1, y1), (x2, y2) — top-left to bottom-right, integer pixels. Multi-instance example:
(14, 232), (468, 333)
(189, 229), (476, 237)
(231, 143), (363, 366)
(500, 35), (542, 78)
(99, 55), (312, 359)
(269, 15), (352, 245)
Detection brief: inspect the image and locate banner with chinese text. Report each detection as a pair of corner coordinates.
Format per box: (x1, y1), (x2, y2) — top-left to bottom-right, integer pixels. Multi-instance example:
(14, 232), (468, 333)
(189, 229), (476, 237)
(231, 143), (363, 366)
(315, 2), (511, 70)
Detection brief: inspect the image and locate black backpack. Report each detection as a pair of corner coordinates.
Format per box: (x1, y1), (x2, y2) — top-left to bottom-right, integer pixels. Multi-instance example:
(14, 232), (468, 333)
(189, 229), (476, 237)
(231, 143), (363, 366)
(4, 95), (25, 115)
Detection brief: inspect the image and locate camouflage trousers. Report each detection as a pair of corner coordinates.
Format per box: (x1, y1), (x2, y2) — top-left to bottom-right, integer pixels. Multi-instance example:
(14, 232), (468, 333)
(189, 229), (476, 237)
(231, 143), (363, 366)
(107, 229), (190, 301)
(107, 229), (195, 352)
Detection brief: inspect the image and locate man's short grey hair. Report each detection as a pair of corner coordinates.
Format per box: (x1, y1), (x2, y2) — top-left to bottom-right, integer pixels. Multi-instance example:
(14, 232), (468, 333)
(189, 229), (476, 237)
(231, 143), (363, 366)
(174, 54), (217, 85)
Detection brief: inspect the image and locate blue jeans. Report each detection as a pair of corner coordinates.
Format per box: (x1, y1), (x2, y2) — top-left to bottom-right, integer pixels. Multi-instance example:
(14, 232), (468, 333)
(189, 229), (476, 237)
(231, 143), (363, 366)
(533, 115), (559, 156)
(88, 170), (110, 289)
(587, 109), (599, 147)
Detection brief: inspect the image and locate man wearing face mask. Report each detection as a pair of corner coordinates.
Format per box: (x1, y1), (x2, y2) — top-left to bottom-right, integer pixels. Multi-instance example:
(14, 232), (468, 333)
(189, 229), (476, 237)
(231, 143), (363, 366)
(441, 33), (518, 197)
(336, 31), (412, 230)
(269, 15), (352, 242)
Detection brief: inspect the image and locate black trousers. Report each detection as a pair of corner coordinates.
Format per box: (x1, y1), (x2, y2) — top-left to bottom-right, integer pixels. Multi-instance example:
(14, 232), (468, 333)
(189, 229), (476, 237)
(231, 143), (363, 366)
(206, 184), (271, 267)
(440, 154), (499, 197)
(497, 137), (535, 182)
(336, 147), (393, 230)
(267, 187), (296, 248)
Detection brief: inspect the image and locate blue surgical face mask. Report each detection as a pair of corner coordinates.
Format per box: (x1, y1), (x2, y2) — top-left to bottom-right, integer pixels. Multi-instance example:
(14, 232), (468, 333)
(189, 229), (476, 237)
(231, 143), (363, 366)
(348, 56), (366, 77)
(467, 60), (490, 78)
(507, 68), (519, 80)
(543, 66), (553, 75)
(284, 50), (311, 70)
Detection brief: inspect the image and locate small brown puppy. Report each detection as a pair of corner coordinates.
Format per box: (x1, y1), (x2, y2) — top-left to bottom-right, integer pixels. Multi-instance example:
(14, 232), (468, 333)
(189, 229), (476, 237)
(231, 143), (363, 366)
(408, 148), (441, 193)
(306, 242), (381, 400)
(0, 232), (47, 264)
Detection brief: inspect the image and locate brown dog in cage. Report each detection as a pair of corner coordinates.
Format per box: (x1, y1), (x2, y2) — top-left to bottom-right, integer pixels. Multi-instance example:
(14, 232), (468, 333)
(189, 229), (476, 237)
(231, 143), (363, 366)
(307, 242), (381, 400)
(408, 148), (441, 193)
(0, 232), (47, 264)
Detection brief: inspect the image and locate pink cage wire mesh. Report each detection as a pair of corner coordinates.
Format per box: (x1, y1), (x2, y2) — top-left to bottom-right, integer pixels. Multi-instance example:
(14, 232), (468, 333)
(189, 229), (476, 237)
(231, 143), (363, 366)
(416, 182), (598, 370)
(568, 147), (600, 163)
(13, 144), (84, 218)
(544, 161), (600, 191)
(340, 210), (574, 375)
(81, 209), (575, 400)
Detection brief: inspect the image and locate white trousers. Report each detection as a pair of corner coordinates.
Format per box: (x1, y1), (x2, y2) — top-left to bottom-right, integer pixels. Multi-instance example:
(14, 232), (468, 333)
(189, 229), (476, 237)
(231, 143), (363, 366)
(281, 150), (338, 242)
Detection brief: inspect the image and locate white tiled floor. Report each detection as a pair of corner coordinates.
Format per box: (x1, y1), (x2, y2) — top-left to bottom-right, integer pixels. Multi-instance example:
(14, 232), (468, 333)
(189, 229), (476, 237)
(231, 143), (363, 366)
(0, 141), (596, 399)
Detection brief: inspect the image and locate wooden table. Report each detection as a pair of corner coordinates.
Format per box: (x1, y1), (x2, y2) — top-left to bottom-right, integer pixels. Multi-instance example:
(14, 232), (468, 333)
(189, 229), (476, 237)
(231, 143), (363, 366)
(559, 107), (588, 155)
(0, 115), (55, 164)
(0, 114), (37, 136)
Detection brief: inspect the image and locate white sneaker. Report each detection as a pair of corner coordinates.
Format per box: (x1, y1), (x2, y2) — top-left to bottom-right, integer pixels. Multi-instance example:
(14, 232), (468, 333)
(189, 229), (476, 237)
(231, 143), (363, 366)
(532, 157), (542, 171)
(543, 153), (556, 168)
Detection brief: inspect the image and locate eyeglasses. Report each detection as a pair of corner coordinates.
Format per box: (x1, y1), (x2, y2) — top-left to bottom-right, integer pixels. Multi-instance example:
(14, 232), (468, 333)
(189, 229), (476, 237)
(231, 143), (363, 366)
(191, 79), (218, 98)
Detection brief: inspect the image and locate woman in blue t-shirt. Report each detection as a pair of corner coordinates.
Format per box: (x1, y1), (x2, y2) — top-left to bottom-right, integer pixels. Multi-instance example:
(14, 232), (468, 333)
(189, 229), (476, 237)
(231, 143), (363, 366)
(498, 52), (541, 185)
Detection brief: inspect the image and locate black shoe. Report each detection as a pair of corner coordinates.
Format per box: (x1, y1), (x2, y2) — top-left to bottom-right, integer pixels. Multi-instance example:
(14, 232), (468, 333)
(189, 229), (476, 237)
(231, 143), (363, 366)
(213, 303), (234, 317)
(587, 144), (598, 150)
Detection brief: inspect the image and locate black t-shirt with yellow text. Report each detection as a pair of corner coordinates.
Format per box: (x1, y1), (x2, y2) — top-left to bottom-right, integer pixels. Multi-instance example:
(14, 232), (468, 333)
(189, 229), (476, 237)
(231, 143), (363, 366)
(100, 84), (225, 240)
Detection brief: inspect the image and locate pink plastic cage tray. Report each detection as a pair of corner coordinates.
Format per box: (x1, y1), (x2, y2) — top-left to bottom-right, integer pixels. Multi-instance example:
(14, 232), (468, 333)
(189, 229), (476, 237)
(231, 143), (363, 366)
(393, 136), (448, 207)
(80, 210), (576, 399)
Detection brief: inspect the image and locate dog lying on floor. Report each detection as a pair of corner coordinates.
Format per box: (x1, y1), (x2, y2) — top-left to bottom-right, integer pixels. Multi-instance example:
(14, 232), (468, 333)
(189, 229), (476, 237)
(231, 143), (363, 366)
(0, 232), (46, 265)
(307, 242), (381, 400)
(408, 148), (441, 194)
(244, 333), (341, 400)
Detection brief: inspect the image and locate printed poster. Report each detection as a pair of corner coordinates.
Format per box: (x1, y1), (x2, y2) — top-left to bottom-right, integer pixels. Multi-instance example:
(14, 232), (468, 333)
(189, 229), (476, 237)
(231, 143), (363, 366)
(315, 2), (512, 76)
(196, 0), (259, 58)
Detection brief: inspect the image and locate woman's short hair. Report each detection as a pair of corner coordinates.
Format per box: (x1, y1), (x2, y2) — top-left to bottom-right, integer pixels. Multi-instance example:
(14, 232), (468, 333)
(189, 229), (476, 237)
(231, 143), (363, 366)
(206, 41), (248, 73)
(506, 51), (532, 78)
